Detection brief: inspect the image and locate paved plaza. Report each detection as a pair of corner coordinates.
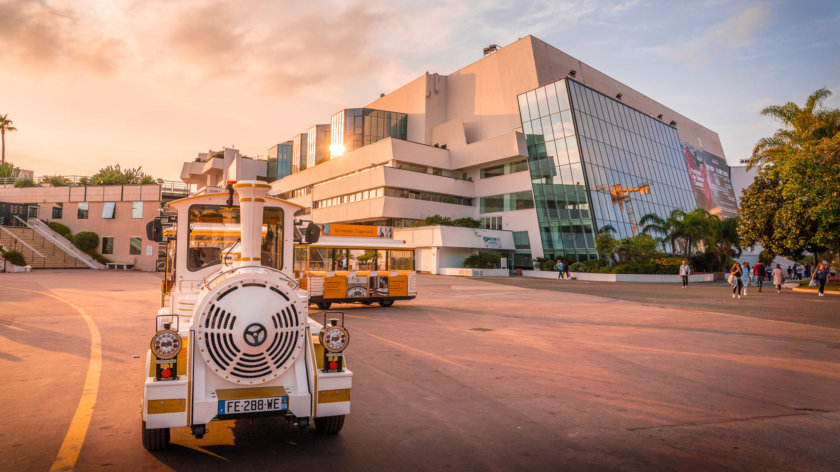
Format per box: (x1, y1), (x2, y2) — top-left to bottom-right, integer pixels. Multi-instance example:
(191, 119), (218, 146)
(1, 270), (838, 471)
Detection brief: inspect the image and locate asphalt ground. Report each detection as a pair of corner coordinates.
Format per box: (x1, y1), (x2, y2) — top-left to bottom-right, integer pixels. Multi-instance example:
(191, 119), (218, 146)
(0, 270), (838, 472)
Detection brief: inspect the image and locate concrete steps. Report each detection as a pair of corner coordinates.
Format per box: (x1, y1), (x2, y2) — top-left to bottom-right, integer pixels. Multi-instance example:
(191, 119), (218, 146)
(0, 226), (89, 269)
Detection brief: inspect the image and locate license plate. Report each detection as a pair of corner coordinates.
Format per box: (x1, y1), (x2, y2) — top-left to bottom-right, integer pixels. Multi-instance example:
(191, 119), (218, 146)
(218, 396), (288, 415)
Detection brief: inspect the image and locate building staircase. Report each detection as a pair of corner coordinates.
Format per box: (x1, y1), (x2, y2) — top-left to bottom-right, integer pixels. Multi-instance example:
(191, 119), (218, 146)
(0, 226), (89, 269)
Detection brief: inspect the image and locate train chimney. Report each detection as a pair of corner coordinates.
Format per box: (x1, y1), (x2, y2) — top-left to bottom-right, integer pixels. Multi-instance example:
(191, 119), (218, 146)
(234, 180), (271, 267)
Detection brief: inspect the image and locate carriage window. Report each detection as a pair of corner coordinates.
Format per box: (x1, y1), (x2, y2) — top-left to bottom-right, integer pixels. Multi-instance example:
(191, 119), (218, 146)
(187, 205), (284, 271)
(331, 248), (349, 271)
(389, 250), (414, 270)
(374, 250), (388, 271)
(309, 248), (330, 270)
(294, 247), (307, 276)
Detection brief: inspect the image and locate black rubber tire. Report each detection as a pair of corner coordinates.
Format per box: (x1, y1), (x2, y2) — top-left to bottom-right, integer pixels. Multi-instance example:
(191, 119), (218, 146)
(360, 301), (373, 305)
(317, 301), (332, 310)
(378, 299), (394, 307)
(141, 420), (170, 451)
(314, 415), (345, 435)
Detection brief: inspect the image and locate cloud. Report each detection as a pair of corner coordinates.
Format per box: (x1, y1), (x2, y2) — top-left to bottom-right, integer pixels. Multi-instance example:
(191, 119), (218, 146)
(0, 0), (124, 74)
(670, 3), (774, 68)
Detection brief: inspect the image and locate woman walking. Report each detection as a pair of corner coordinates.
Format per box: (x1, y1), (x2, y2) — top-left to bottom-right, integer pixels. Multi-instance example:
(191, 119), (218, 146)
(812, 263), (828, 297)
(741, 261), (751, 296)
(772, 264), (784, 294)
(730, 262), (743, 299)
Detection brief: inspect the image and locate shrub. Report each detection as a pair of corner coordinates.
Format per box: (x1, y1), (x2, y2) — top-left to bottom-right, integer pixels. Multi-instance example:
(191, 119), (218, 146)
(72, 232), (100, 251)
(464, 252), (501, 268)
(47, 221), (72, 239)
(85, 249), (111, 264)
(651, 256), (683, 274)
(14, 177), (36, 188)
(1, 249), (27, 266)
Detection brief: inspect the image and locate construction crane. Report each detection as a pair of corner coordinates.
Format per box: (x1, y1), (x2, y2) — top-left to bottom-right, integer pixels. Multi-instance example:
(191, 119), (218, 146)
(594, 183), (650, 236)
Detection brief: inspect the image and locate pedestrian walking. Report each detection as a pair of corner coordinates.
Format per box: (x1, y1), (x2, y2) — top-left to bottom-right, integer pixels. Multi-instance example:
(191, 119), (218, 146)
(556, 259), (564, 280)
(679, 260), (691, 288)
(565, 261), (571, 280)
(741, 261), (751, 296)
(787, 266), (793, 279)
(753, 262), (765, 292)
(772, 264), (784, 293)
(797, 264), (805, 280)
(812, 263), (828, 297)
(729, 262), (743, 299)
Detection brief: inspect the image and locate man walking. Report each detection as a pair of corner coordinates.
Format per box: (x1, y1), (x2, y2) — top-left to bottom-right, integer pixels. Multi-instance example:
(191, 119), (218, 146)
(753, 262), (765, 292)
(679, 260), (691, 288)
(556, 259), (564, 280)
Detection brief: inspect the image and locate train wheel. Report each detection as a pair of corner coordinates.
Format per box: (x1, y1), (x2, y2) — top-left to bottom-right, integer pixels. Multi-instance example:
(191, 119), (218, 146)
(378, 300), (394, 307)
(315, 415), (345, 434)
(317, 301), (332, 310)
(141, 420), (170, 451)
(360, 301), (373, 305)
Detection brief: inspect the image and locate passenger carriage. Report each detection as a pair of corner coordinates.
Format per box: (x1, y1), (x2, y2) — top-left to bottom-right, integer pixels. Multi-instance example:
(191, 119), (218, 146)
(141, 181), (351, 450)
(294, 236), (417, 309)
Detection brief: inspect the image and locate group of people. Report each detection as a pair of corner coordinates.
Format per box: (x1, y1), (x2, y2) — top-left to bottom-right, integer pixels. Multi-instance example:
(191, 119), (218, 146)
(555, 259), (571, 280)
(786, 263), (811, 280)
(729, 260), (830, 298)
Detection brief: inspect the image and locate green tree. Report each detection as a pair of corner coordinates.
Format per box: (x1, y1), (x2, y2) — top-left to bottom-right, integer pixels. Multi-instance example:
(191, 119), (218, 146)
(0, 114), (16, 166)
(87, 164), (156, 185)
(739, 133), (840, 257)
(639, 209), (686, 254)
(40, 175), (70, 187)
(14, 177), (35, 188)
(748, 88), (840, 169)
(0, 161), (20, 179)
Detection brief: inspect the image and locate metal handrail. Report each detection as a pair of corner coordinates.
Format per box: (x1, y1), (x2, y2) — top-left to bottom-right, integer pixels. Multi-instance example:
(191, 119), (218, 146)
(15, 216), (103, 269)
(0, 225), (46, 258)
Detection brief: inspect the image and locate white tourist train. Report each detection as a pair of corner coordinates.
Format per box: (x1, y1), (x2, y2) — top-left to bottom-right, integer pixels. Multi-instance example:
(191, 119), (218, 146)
(141, 181), (351, 450)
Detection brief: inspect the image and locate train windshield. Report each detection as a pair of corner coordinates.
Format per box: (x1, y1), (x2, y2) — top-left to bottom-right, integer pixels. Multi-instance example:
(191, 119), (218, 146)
(187, 205), (284, 271)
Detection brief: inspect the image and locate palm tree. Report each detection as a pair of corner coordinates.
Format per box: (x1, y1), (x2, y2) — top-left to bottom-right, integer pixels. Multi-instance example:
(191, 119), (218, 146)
(0, 114), (17, 166)
(639, 209), (686, 253)
(749, 88), (840, 169)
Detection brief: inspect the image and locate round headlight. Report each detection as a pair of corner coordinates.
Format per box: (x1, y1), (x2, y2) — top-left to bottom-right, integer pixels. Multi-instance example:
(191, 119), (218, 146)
(151, 330), (182, 359)
(319, 325), (350, 353)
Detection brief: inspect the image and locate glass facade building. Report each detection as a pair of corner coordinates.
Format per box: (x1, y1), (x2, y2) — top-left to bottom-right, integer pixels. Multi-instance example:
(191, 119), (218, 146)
(292, 133), (307, 174)
(306, 124), (331, 168)
(266, 141), (293, 182)
(518, 78), (697, 261)
(330, 108), (408, 156)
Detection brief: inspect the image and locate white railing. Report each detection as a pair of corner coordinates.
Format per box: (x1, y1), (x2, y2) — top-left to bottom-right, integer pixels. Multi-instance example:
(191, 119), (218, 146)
(0, 225), (46, 258)
(16, 216), (104, 269)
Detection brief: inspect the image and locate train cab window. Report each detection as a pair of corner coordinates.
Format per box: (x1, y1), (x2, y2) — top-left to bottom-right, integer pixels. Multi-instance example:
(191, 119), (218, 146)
(187, 205), (284, 271)
(374, 250), (388, 271)
(331, 248), (349, 270)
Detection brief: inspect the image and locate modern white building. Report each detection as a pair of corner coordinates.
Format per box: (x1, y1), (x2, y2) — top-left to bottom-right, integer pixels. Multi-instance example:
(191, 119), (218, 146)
(263, 35), (737, 269)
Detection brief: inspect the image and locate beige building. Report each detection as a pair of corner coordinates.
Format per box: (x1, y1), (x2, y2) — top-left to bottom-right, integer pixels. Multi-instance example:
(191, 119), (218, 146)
(267, 35), (736, 268)
(0, 184), (164, 271)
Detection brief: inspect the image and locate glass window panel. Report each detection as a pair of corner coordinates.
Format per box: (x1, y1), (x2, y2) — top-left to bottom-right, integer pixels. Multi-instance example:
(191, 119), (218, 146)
(551, 113), (564, 140)
(102, 202), (115, 219)
(526, 91), (539, 119)
(129, 237), (142, 255)
(546, 83), (560, 114)
(567, 139), (581, 164)
(535, 87), (549, 117)
(102, 237), (114, 255)
(131, 201), (143, 219)
(518, 94), (531, 121)
(541, 116), (554, 142)
(556, 81), (570, 111)
(560, 110), (574, 137)
(77, 202), (89, 219)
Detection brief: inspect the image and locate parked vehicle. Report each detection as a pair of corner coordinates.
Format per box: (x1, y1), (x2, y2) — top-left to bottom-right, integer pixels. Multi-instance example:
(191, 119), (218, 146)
(141, 181), (351, 450)
(294, 236), (417, 309)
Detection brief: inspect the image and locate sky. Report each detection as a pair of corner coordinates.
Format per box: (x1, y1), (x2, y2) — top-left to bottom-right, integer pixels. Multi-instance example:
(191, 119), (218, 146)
(1, 0), (838, 180)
